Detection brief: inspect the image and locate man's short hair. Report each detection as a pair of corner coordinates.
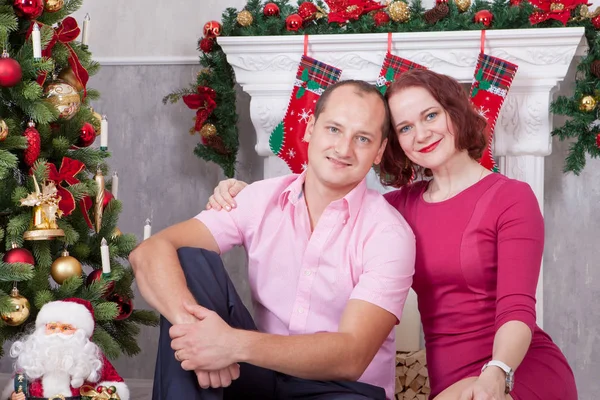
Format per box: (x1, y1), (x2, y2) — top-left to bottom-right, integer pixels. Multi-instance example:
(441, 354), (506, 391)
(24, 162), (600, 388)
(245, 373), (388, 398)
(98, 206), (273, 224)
(313, 80), (391, 141)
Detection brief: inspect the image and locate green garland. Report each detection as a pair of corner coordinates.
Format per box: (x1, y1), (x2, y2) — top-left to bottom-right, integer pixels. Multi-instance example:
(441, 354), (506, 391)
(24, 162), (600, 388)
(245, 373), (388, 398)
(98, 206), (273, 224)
(167, 0), (599, 176)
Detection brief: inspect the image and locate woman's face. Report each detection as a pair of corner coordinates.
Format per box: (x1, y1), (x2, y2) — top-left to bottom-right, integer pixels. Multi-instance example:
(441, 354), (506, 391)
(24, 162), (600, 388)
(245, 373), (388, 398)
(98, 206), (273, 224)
(388, 86), (460, 171)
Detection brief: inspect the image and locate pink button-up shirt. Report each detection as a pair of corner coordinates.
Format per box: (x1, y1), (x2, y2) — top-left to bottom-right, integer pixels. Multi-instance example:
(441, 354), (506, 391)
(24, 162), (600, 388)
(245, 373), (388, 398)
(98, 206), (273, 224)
(196, 173), (415, 399)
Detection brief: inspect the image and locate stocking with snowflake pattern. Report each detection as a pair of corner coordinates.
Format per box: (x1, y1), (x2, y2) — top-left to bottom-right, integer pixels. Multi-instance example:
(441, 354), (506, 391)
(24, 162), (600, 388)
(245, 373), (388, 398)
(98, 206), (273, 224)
(469, 53), (518, 172)
(269, 55), (342, 173)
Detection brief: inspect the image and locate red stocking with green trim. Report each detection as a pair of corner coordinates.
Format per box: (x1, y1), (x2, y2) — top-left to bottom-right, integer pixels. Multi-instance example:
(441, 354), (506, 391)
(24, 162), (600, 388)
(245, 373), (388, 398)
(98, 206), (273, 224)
(269, 56), (342, 173)
(469, 53), (518, 172)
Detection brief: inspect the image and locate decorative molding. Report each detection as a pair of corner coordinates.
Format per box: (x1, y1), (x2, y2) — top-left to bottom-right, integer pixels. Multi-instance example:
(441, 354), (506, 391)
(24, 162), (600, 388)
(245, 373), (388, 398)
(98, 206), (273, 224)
(93, 56), (199, 66)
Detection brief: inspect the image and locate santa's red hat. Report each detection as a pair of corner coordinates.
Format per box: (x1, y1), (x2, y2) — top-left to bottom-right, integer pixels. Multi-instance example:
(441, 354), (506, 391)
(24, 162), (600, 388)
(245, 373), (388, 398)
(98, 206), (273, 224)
(35, 298), (95, 338)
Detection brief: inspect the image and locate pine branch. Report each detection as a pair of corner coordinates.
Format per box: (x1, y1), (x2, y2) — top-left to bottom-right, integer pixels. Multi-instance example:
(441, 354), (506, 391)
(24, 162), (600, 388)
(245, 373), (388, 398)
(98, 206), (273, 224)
(0, 262), (34, 282)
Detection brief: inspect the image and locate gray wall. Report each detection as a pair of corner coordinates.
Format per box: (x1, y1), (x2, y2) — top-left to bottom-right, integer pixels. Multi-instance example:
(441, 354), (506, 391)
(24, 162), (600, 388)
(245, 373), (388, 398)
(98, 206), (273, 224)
(0, 1), (598, 399)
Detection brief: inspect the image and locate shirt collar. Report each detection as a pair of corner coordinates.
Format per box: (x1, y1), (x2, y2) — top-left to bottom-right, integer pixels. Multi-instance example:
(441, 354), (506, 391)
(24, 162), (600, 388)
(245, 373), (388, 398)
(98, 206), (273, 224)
(278, 171), (368, 221)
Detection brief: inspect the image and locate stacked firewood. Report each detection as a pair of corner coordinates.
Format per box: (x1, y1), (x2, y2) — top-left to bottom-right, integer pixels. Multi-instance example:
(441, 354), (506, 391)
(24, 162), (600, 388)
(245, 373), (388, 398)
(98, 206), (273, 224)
(395, 349), (430, 400)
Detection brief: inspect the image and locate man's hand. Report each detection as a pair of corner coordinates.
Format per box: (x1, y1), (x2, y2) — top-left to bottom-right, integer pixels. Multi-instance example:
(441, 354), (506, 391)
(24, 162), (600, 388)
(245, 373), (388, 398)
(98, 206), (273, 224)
(206, 179), (248, 211)
(194, 364), (240, 389)
(11, 391), (25, 400)
(170, 302), (240, 371)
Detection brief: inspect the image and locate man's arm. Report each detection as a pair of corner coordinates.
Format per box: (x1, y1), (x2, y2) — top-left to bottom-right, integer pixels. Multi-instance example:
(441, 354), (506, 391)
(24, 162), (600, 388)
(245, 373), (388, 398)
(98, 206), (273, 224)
(173, 299), (396, 381)
(129, 218), (219, 325)
(236, 299), (396, 380)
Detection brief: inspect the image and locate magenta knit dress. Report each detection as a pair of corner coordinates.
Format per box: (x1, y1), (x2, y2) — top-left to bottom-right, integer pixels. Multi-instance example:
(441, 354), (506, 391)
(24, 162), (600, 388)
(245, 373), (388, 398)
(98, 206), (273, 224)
(384, 174), (577, 400)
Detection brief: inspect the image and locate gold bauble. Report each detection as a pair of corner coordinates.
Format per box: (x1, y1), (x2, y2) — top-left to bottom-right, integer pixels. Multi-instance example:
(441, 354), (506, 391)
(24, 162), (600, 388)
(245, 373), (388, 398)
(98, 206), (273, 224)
(1, 287), (30, 326)
(580, 95), (597, 112)
(455, 0), (471, 12)
(200, 123), (217, 139)
(44, 80), (81, 120)
(111, 227), (122, 239)
(237, 10), (254, 27)
(44, 0), (64, 12)
(388, 1), (411, 22)
(58, 67), (84, 92)
(51, 250), (82, 284)
(91, 108), (102, 136)
(0, 119), (7, 141)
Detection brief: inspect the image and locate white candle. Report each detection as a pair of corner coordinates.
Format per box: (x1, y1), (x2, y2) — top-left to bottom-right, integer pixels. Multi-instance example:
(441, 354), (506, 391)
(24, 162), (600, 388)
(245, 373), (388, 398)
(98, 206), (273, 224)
(100, 237), (111, 274)
(143, 218), (152, 240)
(100, 115), (108, 150)
(112, 171), (119, 200)
(32, 23), (41, 59)
(82, 13), (90, 46)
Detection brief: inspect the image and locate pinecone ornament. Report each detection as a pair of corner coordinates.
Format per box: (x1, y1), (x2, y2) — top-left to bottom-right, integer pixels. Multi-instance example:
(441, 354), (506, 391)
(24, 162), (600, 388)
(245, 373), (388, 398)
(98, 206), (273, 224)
(591, 60), (600, 78)
(424, 3), (449, 23)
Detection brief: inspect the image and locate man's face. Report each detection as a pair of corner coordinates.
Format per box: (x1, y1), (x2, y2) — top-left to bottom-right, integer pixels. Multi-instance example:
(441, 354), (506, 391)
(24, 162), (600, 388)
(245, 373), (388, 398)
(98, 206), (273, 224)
(304, 85), (387, 194)
(45, 322), (76, 336)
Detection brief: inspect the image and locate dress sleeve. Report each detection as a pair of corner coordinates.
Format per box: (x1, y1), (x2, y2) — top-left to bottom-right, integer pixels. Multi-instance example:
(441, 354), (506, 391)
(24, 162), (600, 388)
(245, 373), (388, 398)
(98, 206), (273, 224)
(350, 221), (415, 322)
(495, 180), (544, 333)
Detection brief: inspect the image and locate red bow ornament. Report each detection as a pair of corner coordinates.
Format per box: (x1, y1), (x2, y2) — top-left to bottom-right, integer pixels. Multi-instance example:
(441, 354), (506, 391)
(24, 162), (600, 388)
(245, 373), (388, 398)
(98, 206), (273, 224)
(28, 17), (89, 97)
(182, 86), (217, 131)
(325, 0), (385, 23)
(529, 0), (589, 25)
(46, 157), (85, 216)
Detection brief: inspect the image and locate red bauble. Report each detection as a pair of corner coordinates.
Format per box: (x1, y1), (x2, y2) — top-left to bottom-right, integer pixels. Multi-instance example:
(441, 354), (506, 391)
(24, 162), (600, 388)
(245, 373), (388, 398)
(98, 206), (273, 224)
(509, 0), (521, 5)
(286, 14), (303, 31)
(596, 132), (600, 149)
(86, 269), (115, 297)
(199, 37), (214, 53)
(373, 10), (390, 26)
(23, 121), (40, 166)
(203, 21), (222, 38)
(109, 293), (133, 320)
(2, 245), (35, 265)
(298, 2), (318, 21)
(474, 10), (493, 27)
(78, 122), (96, 147)
(264, 2), (280, 17)
(592, 15), (600, 30)
(436, 0), (449, 3)
(0, 50), (22, 87)
(13, 0), (43, 19)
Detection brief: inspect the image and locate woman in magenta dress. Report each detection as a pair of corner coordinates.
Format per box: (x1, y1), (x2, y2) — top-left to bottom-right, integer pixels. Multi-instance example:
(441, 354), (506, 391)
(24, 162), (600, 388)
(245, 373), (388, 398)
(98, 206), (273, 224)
(206, 70), (577, 400)
(377, 69), (577, 400)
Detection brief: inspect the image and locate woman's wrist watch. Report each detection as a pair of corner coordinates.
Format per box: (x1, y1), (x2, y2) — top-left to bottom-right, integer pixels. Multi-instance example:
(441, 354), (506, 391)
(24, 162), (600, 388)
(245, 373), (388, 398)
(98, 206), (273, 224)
(481, 359), (514, 394)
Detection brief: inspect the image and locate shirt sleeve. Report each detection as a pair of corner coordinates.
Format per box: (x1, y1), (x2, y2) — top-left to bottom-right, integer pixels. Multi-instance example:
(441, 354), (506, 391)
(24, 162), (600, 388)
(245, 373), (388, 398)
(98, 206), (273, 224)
(194, 183), (261, 254)
(349, 221), (416, 322)
(495, 180), (544, 333)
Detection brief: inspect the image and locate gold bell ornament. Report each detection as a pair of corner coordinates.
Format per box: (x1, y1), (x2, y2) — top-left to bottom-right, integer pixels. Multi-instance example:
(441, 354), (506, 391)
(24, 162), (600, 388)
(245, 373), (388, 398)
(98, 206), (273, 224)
(20, 175), (65, 240)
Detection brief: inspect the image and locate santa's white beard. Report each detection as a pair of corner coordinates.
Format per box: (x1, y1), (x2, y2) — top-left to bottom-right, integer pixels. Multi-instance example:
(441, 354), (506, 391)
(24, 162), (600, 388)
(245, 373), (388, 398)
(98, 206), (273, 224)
(10, 327), (103, 391)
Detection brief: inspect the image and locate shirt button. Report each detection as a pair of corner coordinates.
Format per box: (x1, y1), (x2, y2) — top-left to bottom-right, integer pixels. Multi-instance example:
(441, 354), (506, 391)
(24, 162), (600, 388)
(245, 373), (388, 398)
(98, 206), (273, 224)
(297, 307), (304, 314)
(304, 270), (311, 276)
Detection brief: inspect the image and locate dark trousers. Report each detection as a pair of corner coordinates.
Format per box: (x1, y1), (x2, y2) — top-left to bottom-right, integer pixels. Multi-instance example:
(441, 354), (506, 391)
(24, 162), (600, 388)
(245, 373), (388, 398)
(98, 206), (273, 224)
(152, 248), (386, 400)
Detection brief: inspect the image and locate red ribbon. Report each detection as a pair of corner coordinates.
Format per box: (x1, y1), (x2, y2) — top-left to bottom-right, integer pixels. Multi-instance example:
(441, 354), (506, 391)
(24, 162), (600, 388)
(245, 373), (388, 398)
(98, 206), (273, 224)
(528, 0), (588, 25)
(182, 86), (217, 131)
(79, 190), (113, 229)
(325, 0), (384, 23)
(27, 18), (89, 97)
(46, 157), (85, 216)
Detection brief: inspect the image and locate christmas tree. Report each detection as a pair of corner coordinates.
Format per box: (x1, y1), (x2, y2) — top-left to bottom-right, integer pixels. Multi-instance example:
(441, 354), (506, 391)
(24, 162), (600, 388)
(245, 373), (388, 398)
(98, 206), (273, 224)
(0, 0), (157, 360)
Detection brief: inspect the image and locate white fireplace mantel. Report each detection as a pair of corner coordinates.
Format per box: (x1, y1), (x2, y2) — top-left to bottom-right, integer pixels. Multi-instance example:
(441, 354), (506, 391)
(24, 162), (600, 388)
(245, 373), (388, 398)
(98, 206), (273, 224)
(219, 28), (587, 350)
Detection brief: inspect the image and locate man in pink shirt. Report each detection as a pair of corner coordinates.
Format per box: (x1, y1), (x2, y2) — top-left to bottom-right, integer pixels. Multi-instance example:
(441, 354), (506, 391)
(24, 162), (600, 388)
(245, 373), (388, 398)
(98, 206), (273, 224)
(130, 80), (415, 400)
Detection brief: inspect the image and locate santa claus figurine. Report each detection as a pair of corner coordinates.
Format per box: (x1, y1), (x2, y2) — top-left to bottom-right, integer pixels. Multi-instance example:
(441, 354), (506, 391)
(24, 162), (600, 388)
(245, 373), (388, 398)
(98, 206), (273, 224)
(2, 298), (129, 400)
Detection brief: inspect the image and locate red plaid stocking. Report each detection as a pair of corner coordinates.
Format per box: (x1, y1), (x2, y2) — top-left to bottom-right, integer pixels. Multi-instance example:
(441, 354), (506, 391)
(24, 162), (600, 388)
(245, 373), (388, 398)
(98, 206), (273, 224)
(375, 52), (426, 95)
(269, 56), (342, 173)
(469, 53), (518, 172)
